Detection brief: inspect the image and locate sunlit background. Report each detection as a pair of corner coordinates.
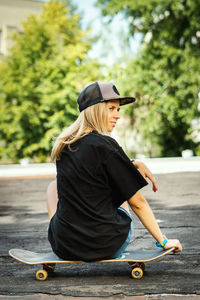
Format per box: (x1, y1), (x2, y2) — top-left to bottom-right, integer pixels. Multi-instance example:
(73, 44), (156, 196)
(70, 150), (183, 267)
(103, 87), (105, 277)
(0, 0), (200, 168)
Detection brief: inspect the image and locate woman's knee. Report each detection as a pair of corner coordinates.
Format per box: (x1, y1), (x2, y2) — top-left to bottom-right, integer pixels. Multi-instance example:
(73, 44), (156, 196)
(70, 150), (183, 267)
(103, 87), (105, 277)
(120, 201), (130, 214)
(46, 180), (58, 220)
(46, 180), (57, 198)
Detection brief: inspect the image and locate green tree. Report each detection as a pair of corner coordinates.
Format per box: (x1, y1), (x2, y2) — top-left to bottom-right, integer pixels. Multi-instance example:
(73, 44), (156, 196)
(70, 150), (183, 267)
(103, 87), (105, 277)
(0, 0), (101, 162)
(98, 0), (200, 157)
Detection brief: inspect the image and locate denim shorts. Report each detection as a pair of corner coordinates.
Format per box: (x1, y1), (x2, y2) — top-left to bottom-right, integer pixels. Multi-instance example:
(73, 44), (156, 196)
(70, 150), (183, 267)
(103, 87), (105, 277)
(111, 207), (133, 258)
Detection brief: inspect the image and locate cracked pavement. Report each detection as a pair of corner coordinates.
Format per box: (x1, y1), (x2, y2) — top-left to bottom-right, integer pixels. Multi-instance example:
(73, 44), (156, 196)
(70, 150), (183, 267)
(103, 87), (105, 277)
(0, 172), (199, 298)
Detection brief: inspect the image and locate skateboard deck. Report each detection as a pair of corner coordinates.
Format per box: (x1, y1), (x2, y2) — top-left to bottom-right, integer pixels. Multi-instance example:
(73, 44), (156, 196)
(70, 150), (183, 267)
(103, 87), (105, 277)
(9, 248), (174, 280)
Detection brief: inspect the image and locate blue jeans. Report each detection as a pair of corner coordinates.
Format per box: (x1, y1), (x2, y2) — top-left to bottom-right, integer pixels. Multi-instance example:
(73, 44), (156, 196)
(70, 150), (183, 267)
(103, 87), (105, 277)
(111, 207), (133, 258)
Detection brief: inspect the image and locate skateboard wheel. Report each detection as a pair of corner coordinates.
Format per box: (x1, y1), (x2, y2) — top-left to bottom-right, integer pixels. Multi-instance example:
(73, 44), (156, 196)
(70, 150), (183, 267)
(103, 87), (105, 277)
(36, 269), (48, 281)
(131, 267), (143, 279)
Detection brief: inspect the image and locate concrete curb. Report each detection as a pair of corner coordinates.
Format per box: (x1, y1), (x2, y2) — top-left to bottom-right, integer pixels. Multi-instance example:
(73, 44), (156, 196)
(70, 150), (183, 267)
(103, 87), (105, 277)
(0, 157), (200, 178)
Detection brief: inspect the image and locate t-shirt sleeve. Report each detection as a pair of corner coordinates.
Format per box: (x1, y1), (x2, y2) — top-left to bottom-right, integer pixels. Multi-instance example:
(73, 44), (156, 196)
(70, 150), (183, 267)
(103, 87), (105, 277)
(104, 147), (148, 207)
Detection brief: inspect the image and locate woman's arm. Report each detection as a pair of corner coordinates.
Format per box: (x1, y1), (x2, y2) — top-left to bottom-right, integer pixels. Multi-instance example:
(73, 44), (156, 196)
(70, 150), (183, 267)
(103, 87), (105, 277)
(128, 191), (182, 252)
(132, 161), (158, 192)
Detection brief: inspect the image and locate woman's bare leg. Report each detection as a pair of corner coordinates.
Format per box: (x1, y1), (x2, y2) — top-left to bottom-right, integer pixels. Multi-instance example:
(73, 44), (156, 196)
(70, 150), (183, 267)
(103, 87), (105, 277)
(120, 201), (131, 214)
(46, 180), (58, 220)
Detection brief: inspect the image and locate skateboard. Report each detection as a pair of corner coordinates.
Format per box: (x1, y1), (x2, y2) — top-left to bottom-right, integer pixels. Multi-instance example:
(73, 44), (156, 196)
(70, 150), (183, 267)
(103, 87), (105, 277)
(9, 248), (174, 280)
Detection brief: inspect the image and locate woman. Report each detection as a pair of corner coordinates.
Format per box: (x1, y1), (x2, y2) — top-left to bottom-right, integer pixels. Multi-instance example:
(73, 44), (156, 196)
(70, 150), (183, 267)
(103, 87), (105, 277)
(47, 82), (182, 261)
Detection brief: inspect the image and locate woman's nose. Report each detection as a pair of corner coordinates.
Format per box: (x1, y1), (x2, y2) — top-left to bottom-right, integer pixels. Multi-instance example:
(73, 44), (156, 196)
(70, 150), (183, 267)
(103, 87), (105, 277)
(115, 110), (120, 119)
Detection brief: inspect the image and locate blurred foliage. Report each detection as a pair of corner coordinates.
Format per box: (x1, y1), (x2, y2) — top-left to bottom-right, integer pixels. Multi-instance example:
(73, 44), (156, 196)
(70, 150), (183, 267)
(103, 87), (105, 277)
(0, 0), (101, 162)
(98, 0), (200, 157)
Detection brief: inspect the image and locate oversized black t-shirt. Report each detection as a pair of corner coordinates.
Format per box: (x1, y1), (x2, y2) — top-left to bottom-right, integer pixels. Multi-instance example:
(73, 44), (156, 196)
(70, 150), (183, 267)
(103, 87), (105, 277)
(48, 131), (148, 261)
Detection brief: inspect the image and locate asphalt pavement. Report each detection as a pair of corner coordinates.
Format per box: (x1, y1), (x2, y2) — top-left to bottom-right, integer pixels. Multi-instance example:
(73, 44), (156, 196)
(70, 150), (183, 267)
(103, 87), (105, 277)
(0, 172), (199, 299)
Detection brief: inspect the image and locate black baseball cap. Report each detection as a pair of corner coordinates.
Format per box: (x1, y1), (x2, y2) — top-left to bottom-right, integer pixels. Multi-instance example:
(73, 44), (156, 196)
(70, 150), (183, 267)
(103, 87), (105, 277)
(77, 82), (136, 112)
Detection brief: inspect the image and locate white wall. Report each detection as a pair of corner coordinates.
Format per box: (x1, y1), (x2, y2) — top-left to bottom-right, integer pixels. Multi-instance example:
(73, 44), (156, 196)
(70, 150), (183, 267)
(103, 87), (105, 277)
(0, 0), (42, 56)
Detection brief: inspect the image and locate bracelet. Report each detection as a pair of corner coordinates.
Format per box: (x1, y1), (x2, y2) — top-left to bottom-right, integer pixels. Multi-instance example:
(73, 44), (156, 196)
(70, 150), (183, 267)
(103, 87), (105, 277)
(155, 238), (168, 248)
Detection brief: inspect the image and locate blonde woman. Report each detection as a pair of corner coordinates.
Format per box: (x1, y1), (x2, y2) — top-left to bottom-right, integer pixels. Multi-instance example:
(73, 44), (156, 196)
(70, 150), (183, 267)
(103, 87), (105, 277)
(47, 82), (182, 261)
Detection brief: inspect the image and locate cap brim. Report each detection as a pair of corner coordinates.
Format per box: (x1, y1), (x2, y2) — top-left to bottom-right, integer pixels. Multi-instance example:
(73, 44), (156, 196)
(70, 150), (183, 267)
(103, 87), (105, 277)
(102, 97), (136, 106)
(119, 97), (136, 106)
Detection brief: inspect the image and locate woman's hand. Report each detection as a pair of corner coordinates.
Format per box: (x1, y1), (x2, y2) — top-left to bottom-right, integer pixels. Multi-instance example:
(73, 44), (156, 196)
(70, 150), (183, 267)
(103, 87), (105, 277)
(132, 161), (158, 192)
(164, 239), (182, 253)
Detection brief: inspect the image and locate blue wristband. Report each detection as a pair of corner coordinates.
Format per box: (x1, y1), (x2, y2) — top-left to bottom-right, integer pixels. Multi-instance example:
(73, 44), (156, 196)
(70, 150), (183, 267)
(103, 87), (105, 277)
(155, 238), (168, 248)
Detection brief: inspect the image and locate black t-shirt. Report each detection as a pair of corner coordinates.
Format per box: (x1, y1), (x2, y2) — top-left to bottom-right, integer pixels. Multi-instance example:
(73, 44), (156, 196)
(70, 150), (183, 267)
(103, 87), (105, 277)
(48, 131), (148, 261)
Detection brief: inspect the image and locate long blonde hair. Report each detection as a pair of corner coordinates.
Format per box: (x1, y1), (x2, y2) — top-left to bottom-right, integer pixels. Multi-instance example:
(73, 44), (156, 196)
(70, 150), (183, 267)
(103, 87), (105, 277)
(51, 102), (109, 161)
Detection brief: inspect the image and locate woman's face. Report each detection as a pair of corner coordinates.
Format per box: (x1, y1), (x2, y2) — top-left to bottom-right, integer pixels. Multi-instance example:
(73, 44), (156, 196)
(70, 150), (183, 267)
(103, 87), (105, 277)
(106, 100), (120, 132)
